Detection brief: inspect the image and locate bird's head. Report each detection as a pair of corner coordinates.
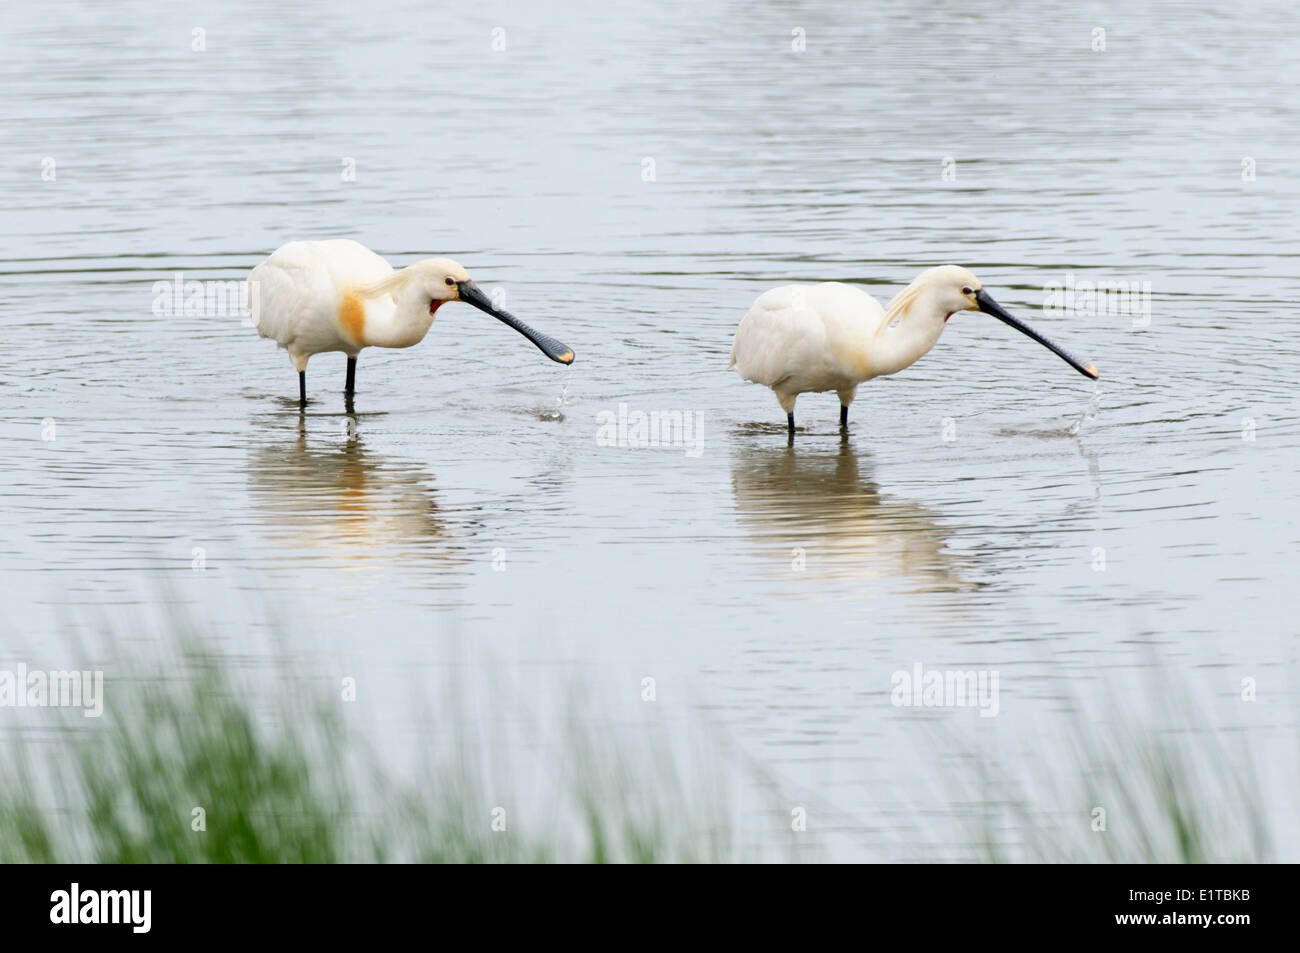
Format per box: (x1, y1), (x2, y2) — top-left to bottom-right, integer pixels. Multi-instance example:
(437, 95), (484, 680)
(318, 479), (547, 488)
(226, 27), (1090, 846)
(913, 265), (1099, 380)
(405, 257), (574, 365)
(406, 258), (472, 310)
(910, 265), (985, 321)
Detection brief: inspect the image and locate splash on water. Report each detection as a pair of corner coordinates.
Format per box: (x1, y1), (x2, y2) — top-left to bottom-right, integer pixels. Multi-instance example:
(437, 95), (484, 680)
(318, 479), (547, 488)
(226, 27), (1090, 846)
(1067, 382), (1102, 436)
(537, 376), (570, 422)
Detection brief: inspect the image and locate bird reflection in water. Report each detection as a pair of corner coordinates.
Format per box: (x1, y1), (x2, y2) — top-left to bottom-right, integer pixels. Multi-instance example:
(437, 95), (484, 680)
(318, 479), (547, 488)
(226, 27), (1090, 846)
(730, 437), (972, 602)
(246, 401), (470, 583)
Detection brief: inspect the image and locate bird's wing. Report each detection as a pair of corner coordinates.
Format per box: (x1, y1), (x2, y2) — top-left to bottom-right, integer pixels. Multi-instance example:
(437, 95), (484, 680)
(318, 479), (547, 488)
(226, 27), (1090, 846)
(247, 242), (331, 349)
(247, 241), (394, 351)
(731, 283), (880, 387)
(310, 240), (395, 292)
(807, 281), (887, 373)
(730, 285), (828, 387)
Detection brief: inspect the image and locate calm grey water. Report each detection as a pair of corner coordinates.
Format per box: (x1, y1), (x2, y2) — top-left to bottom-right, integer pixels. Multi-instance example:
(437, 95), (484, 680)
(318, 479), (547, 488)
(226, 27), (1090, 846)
(3, 0), (1298, 860)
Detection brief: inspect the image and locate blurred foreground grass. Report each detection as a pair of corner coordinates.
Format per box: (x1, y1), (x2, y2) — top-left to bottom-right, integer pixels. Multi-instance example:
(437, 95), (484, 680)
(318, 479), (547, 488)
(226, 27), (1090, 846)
(0, 626), (1286, 863)
(928, 681), (1283, 863)
(0, 628), (796, 863)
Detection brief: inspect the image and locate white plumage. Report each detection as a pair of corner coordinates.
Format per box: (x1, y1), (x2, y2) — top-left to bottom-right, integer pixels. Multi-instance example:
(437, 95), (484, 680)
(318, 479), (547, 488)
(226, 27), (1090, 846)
(730, 282), (882, 405)
(250, 240), (402, 372)
(247, 239), (574, 404)
(730, 265), (1098, 436)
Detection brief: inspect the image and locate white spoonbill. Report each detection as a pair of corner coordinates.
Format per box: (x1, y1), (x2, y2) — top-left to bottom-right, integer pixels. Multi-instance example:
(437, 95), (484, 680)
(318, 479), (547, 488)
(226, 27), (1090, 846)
(249, 239), (574, 404)
(729, 265), (1098, 437)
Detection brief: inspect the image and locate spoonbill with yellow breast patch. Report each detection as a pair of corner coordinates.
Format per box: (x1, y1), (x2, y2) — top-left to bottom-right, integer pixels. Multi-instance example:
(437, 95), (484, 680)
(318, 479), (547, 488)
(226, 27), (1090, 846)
(729, 265), (1097, 437)
(249, 239), (574, 404)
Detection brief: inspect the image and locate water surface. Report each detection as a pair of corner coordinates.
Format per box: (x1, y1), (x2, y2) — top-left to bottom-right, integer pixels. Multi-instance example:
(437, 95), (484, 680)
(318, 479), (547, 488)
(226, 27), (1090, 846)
(3, 0), (1298, 860)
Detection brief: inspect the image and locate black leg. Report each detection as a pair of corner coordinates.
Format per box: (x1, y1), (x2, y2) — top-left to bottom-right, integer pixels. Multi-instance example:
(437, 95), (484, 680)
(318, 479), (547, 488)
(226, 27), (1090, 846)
(298, 371), (307, 405)
(787, 413), (795, 436)
(840, 404), (848, 429)
(345, 357), (356, 395)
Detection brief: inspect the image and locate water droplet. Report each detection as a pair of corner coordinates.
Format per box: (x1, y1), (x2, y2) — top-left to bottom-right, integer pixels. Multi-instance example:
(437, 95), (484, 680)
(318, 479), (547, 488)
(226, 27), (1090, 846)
(538, 379), (569, 422)
(1067, 381), (1102, 436)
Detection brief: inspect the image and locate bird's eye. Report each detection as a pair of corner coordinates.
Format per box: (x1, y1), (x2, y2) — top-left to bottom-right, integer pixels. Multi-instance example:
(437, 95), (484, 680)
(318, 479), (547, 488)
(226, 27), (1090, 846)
(445, 276), (456, 286)
(962, 286), (973, 296)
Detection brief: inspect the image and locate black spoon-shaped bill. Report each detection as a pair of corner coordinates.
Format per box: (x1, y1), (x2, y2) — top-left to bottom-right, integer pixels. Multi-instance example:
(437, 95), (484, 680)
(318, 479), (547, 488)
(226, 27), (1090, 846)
(974, 288), (1098, 380)
(457, 281), (575, 365)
